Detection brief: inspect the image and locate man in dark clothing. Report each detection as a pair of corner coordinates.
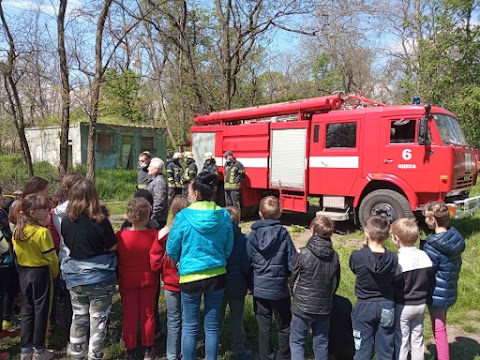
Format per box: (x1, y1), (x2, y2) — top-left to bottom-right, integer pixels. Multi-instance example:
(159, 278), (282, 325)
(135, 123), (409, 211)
(246, 196), (296, 360)
(223, 151), (245, 211)
(202, 152), (218, 175)
(166, 152), (183, 201)
(147, 157), (169, 228)
(202, 152), (219, 201)
(137, 152), (152, 189)
(182, 151), (197, 196)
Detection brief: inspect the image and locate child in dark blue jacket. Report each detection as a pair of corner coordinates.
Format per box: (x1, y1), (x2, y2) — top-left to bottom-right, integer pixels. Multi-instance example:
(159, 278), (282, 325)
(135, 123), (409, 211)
(421, 201), (465, 360)
(246, 196), (296, 360)
(220, 207), (252, 360)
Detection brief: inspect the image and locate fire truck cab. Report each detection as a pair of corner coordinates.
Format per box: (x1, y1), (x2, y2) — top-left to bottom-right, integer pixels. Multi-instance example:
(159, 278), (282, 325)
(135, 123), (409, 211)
(191, 94), (480, 225)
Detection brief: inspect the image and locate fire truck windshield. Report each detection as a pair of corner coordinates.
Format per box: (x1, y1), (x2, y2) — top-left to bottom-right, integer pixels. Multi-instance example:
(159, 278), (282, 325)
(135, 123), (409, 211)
(433, 114), (468, 146)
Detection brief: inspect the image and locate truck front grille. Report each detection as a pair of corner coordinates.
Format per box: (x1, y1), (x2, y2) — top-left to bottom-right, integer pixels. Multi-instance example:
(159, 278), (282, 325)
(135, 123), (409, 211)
(454, 176), (474, 189)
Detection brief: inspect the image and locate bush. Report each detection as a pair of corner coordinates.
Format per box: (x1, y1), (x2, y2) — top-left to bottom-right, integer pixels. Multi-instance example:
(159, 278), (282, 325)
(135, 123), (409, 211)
(0, 155), (137, 200)
(0, 155), (59, 192)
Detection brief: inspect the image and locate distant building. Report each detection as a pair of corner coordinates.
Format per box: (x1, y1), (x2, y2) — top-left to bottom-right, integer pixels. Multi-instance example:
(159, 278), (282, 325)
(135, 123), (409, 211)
(25, 122), (167, 169)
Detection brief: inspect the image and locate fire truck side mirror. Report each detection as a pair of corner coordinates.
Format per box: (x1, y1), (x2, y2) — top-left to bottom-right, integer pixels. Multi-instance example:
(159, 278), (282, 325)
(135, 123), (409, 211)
(418, 103), (432, 145)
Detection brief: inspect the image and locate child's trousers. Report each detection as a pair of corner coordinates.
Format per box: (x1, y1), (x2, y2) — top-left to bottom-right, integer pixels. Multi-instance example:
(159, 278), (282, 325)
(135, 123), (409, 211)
(352, 300), (395, 360)
(394, 304), (426, 360)
(429, 307), (449, 360)
(119, 283), (157, 350)
(69, 283), (115, 360)
(290, 313), (329, 360)
(253, 297), (291, 360)
(18, 265), (51, 352)
(219, 296), (248, 357)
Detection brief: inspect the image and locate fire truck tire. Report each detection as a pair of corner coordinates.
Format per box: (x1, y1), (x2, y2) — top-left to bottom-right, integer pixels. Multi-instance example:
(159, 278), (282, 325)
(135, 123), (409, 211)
(359, 189), (414, 226)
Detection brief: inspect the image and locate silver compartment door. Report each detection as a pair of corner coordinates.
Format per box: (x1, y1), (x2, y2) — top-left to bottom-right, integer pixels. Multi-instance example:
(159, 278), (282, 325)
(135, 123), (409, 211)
(270, 128), (307, 190)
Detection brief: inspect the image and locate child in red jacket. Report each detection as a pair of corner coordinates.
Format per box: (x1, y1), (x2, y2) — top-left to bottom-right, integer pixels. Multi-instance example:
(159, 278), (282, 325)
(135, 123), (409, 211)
(117, 198), (162, 360)
(150, 195), (189, 360)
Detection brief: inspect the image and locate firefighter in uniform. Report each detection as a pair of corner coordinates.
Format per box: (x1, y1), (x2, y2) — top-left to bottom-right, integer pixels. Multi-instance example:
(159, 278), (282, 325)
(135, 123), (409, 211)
(223, 150), (245, 210)
(202, 152), (219, 201)
(182, 151), (198, 196)
(202, 152), (218, 175)
(166, 152), (183, 200)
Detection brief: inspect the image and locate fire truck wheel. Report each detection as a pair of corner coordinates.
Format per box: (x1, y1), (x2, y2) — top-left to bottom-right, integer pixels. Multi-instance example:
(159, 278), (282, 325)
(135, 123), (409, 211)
(359, 189), (413, 226)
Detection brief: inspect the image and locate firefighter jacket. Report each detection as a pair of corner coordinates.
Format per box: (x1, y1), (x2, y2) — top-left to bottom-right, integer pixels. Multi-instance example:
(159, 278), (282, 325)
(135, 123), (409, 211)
(183, 160), (198, 185)
(224, 159), (245, 190)
(166, 160), (183, 189)
(202, 160), (218, 176)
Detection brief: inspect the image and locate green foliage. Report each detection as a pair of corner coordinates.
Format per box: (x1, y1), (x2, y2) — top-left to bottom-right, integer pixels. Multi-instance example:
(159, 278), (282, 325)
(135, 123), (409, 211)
(100, 68), (148, 123)
(311, 54), (342, 94)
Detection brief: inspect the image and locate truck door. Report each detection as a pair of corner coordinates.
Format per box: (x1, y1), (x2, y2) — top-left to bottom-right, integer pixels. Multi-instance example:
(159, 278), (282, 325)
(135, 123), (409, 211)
(311, 117), (361, 196)
(379, 117), (443, 194)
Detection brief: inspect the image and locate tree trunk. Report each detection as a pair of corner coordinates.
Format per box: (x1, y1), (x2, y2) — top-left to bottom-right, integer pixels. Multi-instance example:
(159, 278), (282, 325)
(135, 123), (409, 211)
(86, 0), (113, 181)
(0, 1), (34, 177)
(58, 0), (70, 175)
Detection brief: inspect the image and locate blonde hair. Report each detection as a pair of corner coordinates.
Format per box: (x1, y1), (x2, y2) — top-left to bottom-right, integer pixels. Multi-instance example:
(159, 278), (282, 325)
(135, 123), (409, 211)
(259, 196), (281, 220)
(390, 218), (419, 246)
(127, 197), (152, 223)
(310, 216), (334, 237)
(364, 216), (390, 243)
(225, 206), (240, 224)
(423, 201), (450, 228)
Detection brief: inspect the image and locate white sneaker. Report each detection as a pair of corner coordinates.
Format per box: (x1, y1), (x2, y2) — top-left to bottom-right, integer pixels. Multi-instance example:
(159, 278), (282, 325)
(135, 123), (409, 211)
(20, 352), (33, 360)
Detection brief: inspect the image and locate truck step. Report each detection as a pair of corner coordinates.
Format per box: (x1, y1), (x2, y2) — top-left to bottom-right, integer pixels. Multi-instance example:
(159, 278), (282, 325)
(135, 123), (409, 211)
(315, 210), (350, 221)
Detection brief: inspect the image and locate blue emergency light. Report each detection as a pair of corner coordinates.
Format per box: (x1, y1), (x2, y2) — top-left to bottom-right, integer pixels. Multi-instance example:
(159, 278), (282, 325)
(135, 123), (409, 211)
(412, 97), (421, 105)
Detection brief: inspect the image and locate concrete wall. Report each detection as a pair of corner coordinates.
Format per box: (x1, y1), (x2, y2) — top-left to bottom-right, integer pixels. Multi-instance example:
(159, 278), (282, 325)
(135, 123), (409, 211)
(25, 123), (167, 170)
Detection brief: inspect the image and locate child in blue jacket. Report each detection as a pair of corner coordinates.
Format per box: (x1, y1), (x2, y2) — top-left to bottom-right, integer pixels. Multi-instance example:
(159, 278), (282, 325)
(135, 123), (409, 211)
(421, 201), (465, 360)
(246, 196), (296, 360)
(219, 207), (252, 360)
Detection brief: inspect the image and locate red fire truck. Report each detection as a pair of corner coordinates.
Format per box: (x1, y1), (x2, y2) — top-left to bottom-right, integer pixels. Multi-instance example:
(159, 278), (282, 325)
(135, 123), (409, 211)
(191, 93), (480, 225)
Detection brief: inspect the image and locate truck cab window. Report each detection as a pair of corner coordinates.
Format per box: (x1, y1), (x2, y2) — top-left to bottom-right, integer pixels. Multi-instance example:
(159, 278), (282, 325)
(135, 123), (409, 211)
(326, 122), (357, 148)
(390, 120), (415, 143)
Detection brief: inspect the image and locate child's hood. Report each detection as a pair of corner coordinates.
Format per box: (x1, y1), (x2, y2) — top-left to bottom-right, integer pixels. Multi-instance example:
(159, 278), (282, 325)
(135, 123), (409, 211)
(362, 247), (397, 274)
(249, 219), (284, 253)
(427, 227), (466, 256)
(22, 224), (45, 240)
(306, 235), (334, 259)
(179, 201), (228, 235)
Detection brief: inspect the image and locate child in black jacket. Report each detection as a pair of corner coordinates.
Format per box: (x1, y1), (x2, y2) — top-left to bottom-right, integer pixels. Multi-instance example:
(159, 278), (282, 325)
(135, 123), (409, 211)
(290, 216), (340, 360)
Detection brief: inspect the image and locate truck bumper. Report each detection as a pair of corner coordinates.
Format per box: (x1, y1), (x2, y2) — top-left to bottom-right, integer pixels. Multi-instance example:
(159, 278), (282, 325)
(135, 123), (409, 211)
(447, 195), (480, 218)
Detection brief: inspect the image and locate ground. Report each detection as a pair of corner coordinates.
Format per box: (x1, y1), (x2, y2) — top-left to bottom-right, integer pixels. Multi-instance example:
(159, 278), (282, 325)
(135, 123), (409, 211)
(1, 207), (480, 359)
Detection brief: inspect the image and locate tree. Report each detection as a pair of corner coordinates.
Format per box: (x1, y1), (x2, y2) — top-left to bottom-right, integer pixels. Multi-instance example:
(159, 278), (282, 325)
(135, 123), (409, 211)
(86, 0), (114, 181)
(58, 0), (70, 175)
(0, 0), (34, 177)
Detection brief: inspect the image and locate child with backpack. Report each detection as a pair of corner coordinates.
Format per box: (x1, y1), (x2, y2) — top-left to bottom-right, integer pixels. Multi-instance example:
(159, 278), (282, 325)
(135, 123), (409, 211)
(12, 194), (60, 360)
(290, 216), (340, 360)
(421, 202), (466, 360)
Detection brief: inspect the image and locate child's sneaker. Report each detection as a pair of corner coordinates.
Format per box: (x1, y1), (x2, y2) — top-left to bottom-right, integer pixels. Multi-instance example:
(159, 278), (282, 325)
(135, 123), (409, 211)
(0, 353), (10, 360)
(32, 350), (54, 360)
(19, 352), (33, 360)
(2, 320), (17, 330)
(143, 347), (154, 360)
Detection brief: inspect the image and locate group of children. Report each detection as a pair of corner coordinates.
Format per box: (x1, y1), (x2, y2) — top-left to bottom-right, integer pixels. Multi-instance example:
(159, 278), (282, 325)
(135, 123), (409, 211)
(0, 172), (466, 360)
